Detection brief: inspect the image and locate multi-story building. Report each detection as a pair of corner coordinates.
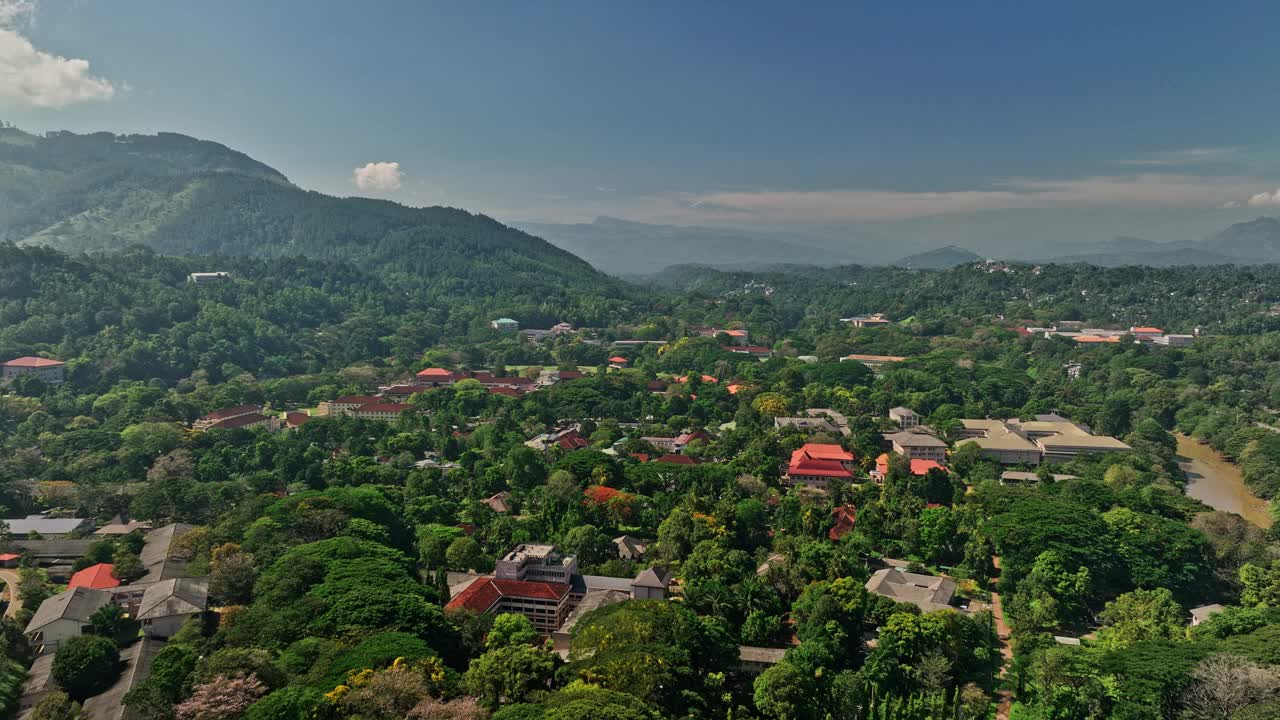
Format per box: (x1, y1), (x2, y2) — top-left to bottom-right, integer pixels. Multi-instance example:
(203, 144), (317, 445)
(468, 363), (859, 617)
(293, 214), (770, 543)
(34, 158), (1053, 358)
(347, 402), (410, 422)
(883, 431), (947, 462)
(491, 318), (520, 332)
(495, 544), (579, 585)
(888, 407), (919, 428)
(1, 357), (65, 384)
(785, 443), (857, 489)
(315, 396), (381, 417)
(956, 416), (1130, 465)
(446, 577), (571, 634)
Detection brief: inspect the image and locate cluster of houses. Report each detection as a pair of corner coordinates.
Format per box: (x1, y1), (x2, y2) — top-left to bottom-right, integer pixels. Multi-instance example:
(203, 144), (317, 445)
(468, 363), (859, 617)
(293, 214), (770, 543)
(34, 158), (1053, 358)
(16, 523), (210, 717)
(1017, 322), (1195, 347)
(781, 406), (1130, 491)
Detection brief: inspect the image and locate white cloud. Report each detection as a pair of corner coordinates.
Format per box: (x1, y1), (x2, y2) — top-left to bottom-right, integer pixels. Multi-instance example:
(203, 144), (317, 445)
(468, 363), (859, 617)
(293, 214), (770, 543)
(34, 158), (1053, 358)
(1247, 189), (1280, 207)
(352, 161), (404, 191)
(0, 0), (117, 109)
(683, 174), (1264, 224)
(1219, 200), (1241, 209)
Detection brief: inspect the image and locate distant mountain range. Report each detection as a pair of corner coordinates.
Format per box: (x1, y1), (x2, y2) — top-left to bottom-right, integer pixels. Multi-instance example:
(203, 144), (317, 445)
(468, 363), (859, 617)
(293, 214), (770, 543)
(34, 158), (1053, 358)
(0, 125), (607, 298)
(514, 217), (858, 275)
(892, 245), (983, 269)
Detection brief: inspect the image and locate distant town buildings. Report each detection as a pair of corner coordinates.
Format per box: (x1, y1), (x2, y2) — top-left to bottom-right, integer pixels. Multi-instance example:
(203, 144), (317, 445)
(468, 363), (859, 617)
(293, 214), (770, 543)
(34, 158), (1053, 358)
(1, 357), (65, 384)
(1019, 323), (1195, 347)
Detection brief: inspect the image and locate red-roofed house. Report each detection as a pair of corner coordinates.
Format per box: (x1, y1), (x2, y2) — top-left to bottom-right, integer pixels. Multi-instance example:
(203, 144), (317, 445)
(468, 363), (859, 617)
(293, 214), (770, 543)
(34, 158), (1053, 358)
(68, 563), (120, 590)
(829, 506), (858, 541)
(608, 356), (628, 369)
(655, 453), (700, 465)
(871, 453), (946, 483)
(193, 404), (262, 430)
(488, 386), (523, 398)
(416, 367), (460, 385)
(1, 357), (65, 384)
(285, 412), (311, 429)
(786, 443), (856, 489)
(445, 577), (572, 633)
(724, 329), (750, 346)
(1129, 326), (1163, 336)
(0, 553), (19, 568)
(673, 374), (718, 384)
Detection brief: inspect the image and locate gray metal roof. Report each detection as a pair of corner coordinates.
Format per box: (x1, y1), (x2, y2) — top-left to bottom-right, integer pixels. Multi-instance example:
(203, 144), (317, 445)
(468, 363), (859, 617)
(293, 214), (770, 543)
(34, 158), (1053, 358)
(25, 587), (112, 632)
(138, 523), (196, 584)
(10, 538), (95, 559)
(4, 517), (88, 536)
(136, 577), (208, 621)
(865, 568), (958, 614)
(631, 567), (671, 589)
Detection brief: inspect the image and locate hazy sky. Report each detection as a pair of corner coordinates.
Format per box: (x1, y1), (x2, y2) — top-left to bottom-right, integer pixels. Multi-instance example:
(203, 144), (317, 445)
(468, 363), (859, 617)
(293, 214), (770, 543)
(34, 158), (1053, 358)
(3, 0), (1280, 253)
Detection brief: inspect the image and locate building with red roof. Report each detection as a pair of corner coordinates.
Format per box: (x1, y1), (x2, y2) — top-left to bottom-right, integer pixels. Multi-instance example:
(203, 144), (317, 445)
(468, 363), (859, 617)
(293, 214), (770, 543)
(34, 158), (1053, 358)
(608, 356), (628, 368)
(1, 357), (65, 384)
(445, 577), (572, 634)
(68, 563), (120, 590)
(193, 404), (261, 430)
(284, 412), (311, 429)
(348, 403), (411, 421)
(829, 506), (858, 541)
(488, 386), (523, 398)
(416, 367), (458, 380)
(872, 453), (946, 483)
(786, 443), (856, 489)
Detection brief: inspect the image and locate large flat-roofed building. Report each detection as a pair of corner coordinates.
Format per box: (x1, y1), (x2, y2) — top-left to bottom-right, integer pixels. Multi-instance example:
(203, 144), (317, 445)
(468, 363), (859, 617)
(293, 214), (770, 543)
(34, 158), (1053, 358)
(5, 516), (91, 538)
(957, 416), (1130, 465)
(495, 544), (578, 585)
(883, 431), (947, 462)
(1037, 433), (1132, 462)
(956, 428), (1043, 466)
(1, 357), (65, 384)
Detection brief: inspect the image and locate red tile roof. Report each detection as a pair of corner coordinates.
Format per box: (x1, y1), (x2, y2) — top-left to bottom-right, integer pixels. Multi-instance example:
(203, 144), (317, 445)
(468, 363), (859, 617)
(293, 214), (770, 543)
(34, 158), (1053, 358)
(202, 404), (261, 421)
(68, 563), (119, 590)
(334, 395), (381, 405)
(655, 453), (700, 465)
(1075, 335), (1121, 344)
(673, 374), (718, 384)
(210, 413), (270, 430)
(488, 386), (522, 397)
(0, 553), (19, 561)
(417, 367), (455, 377)
(2, 356), (64, 368)
(557, 371), (585, 380)
(725, 329), (748, 337)
(1130, 326), (1163, 334)
(609, 356), (628, 364)
(445, 577), (570, 613)
(789, 443), (855, 478)
(285, 412), (311, 427)
(829, 506), (858, 541)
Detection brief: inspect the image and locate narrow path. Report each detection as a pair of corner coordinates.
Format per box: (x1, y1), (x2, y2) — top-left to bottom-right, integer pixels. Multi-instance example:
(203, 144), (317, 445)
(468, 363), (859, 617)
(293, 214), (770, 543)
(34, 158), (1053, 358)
(989, 556), (1013, 719)
(0, 568), (23, 618)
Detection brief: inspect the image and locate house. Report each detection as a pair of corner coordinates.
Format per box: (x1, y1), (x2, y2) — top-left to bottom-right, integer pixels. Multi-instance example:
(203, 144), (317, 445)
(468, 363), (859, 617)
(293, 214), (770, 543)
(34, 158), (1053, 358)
(0, 553), (18, 569)
(1190, 604), (1226, 626)
(739, 646), (788, 676)
(377, 384), (435, 402)
(652, 453), (699, 465)
(785, 443), (856, 489)
(841, 313), (891, 328)
(774, 416), (841, 435)
(193, 404), (261, 430)
(483, 492), (512, 514)
(829, 506), (858, 541)
(871, 453), (945, 482)
(491, 318), (520, 332)
(414, 453), (461, 471)
(723, 329), (750, 346)
(93, 517), (149, 536)
(725, 345), (774, 360)
(1155, 334), (1194, 347)
(446, 577), (571, 634)
(79, 636), (166, 720)
(495, 544), (578, 585)
(608, 356), (629, 369)
(889, 407), (919, 428)
(17, 652), (56, 714)
(841, 354), (907, 373)
(865, 567), (958, 614)
(805, 408), (851, 435)
(139, 523), (197, 584)
(1, 357), (65, 384)
(284, 411), (311, 429)
(674, 430), (712, 451)
(68, 563), (120, 590)
(613, 535), (648, 561)
(630, 567), (672, 600)
(314, 396), (380, 417)
(207, 412), (279, 432)
(4, 515), (91, 538)
(883, 431), (947, 462)
(137, 577), (209, 639)
(1129, 326), (1163, 337)
(641, 436), (679, 452)
(526, 427), (589, 452)
(187, 271), (231, 283)
(25, 587), (112, 654)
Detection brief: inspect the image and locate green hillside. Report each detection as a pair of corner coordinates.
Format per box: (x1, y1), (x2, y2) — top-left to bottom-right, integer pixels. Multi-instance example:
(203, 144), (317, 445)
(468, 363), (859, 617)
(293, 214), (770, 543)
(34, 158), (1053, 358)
(0, 125), (604, 296)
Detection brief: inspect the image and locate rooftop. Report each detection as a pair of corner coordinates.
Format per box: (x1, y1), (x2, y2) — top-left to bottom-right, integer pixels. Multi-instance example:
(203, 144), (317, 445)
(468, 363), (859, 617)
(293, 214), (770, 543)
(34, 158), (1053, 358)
(445, 577), (570, 614)
(68, 563), (120, 590)
(865, 567), (958, 614)
(2, 356), (64, 368)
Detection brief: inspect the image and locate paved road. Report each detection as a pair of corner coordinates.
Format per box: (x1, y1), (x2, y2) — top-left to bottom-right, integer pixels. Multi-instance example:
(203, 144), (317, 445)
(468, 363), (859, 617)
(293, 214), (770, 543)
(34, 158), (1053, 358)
(0, 568), (22, 618)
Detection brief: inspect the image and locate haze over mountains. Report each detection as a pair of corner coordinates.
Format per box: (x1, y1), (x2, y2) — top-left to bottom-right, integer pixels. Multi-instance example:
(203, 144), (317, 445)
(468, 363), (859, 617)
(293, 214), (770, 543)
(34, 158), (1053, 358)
(4, 125), (1280, 278)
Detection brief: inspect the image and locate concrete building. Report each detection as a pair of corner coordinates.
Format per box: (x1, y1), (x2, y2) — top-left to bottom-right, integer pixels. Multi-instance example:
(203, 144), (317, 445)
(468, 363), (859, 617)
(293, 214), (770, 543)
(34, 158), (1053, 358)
(495, 544), (578, 585)
(865, 567), (959, 614)
(630, 567), (671, 600)
(613, 535), (648, 561)
(187, 271), (231, 284)
(1, 357), (65, 385)
(841, 353), (907, 373)
(446, 577), (571, 634)
(957, 416), (1129, 465)
(883, 431), (947, 462)
(889, 407), (919, 428)
(491, 318), (520, 332)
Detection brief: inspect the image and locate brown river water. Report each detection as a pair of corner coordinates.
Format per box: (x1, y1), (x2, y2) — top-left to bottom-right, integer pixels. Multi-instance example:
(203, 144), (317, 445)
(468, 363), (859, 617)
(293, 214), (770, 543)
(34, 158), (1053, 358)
(1177, 433), (1273, 528)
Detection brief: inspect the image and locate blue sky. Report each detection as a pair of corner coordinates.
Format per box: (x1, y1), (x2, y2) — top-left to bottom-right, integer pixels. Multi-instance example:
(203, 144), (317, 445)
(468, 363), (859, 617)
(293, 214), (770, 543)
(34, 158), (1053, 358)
(3, 0), (1280, 255)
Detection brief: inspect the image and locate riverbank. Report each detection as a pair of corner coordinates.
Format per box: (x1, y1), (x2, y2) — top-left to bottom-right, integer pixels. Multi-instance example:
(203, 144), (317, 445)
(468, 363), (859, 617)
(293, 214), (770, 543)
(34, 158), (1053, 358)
(1176, 433), (1273, 528)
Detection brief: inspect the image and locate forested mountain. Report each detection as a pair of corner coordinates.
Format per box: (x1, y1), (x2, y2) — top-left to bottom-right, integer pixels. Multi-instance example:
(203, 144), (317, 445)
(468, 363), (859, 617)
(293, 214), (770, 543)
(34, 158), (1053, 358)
(0, 126), (605, 297)
(892, 245), (982, 269)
